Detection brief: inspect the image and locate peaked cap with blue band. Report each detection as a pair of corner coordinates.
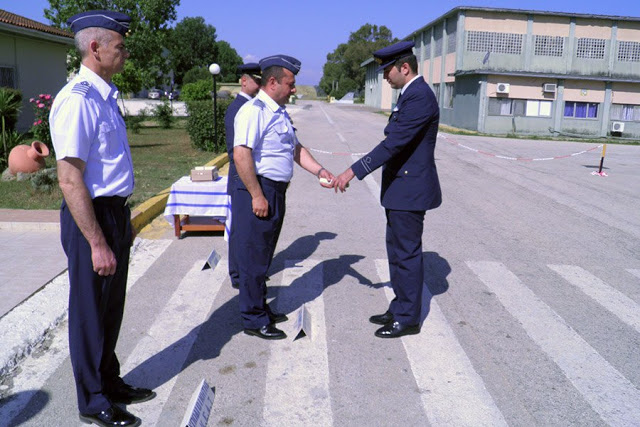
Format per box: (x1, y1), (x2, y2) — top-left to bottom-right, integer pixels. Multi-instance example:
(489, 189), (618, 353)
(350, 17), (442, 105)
(374, 41), (415, 71)
(259, 55), (301, 75)
(67, 10), (132, 36)
(237, 63), (261, 78)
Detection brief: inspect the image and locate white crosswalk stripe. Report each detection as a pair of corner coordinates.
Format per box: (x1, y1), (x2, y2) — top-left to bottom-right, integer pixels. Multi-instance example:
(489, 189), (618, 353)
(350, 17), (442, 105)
(548, 264), (640, 333)
(375, 259), (508, 427)
(467, 261), (640, 426)
(264, 259), (333, 426)
(627, 269), (640, 280)
(119, 257), (226, 425)
(0, 238), (172, 425)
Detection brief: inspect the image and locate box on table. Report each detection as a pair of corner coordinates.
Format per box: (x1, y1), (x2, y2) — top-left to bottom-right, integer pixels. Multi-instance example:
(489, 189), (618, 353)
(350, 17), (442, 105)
(190, 166), (219, 182)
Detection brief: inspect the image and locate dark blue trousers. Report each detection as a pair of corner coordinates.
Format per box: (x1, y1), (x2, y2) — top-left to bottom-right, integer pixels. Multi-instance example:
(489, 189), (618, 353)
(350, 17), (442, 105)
(385, 209), (425, 325)
(60, 197), (132, 414)
(232, 176), (287, 329)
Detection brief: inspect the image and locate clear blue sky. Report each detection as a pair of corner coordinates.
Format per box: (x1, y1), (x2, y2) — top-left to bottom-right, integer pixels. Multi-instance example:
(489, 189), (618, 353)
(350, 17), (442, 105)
(6, 0), (635, 86)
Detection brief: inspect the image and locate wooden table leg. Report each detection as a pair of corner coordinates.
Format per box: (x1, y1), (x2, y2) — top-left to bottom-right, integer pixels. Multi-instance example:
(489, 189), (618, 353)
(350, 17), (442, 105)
(173, 214), (181, 238)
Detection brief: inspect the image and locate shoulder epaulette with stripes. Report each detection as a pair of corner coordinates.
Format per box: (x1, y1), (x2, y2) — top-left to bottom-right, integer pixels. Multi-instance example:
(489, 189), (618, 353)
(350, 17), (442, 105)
(71, 81), (91, 96)
(252, 99), (265, 109)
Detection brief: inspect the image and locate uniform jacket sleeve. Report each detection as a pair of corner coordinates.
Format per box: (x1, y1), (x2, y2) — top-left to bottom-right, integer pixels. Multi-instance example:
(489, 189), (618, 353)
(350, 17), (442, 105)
(351, 79), (438, 180)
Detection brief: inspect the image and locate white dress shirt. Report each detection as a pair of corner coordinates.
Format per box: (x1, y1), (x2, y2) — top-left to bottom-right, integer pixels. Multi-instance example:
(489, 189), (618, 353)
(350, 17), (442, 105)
(50, 65), (134, 198)
(233, 89), (299, 182)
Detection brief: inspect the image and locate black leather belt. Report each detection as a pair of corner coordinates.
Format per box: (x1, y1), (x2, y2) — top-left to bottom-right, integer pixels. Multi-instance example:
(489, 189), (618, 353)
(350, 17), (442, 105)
(92, 195), (131, 207)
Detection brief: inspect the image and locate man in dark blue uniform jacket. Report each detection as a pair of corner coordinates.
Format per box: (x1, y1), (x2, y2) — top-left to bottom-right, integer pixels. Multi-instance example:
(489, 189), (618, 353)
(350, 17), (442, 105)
(224, 63), (261, 289)
(334, 41), (442, 338)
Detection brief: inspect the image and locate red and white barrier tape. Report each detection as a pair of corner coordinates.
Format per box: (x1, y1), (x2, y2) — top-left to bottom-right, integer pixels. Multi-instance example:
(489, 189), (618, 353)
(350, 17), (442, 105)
(440, 134), (602, 161)
(307, 147), (369, 156)
(306, 134), (602, 161)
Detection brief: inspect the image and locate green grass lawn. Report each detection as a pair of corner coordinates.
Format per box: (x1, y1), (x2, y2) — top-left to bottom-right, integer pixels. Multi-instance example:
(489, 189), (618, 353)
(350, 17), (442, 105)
(0, 124), (220, 210)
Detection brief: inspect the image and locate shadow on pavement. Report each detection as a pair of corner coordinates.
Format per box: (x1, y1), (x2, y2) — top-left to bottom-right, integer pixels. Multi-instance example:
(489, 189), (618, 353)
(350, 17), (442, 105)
(1, 389), (50, 426)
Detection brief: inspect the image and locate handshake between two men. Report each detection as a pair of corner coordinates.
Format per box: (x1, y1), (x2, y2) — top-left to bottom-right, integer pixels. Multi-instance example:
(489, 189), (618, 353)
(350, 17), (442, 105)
(315, 165), (355, 193)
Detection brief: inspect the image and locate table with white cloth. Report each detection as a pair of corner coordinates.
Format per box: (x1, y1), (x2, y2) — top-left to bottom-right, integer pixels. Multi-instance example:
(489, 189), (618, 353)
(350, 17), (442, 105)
(163, 175), (231, 239)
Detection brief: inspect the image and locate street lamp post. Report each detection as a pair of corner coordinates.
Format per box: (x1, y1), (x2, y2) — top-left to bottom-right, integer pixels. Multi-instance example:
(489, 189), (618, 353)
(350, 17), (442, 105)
(208, 63), (221, 146)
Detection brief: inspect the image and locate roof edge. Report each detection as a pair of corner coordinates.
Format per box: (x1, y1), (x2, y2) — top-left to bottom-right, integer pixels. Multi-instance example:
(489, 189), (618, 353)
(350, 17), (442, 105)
(0, 22), (74, 46)
(402, 6), (640, 41)
(0, 8), (73, 40)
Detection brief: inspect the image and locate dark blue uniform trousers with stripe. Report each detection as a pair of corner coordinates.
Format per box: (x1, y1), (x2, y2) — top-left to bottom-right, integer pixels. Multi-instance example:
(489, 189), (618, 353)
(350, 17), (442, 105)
(232, 176), (287, 329)
(385, 209), (425, 326)
(60, 198), (132, 414)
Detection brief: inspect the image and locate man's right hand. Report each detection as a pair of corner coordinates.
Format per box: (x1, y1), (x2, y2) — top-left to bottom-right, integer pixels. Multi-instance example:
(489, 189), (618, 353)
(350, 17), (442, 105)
(91, 241), (117, 276)
(252, 195), (269, 218)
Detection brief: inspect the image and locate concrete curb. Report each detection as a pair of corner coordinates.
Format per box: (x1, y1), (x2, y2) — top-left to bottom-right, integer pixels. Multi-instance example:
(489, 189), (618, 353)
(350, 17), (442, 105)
(0, 152), (229, 378)
(0, 271), (69, 378)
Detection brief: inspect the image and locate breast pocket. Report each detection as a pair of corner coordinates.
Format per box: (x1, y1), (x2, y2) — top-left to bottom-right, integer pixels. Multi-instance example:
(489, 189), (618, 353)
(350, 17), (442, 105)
(272, 123), (294, 149)
(98, 120), (118, 158)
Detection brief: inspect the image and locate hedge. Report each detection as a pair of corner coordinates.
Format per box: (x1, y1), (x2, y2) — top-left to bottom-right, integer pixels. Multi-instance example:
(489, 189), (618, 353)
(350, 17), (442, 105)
(185, 98), (232, 152)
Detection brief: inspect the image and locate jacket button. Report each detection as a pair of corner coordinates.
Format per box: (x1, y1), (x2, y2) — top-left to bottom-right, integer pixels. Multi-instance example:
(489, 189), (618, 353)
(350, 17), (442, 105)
(404, 170), (408, 174)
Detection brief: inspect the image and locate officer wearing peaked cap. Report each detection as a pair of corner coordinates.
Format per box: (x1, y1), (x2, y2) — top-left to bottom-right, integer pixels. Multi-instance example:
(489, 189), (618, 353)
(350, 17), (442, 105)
(225, 63), (261, 290)
(50, 9), (154, 427)
(334, 41), (442, 338)
(232, 54), (335, 340)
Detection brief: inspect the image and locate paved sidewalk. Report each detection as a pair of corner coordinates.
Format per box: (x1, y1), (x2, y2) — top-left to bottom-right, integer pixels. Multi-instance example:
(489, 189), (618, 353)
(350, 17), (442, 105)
(0, 209), (65, 318)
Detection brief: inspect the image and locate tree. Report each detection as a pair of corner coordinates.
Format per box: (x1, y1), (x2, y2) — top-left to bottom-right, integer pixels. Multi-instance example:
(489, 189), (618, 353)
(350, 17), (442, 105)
(166, 17), (218, 86)
(320, 24), (397, 99)
(44, 0), (179, 93)
(215, 41), (243, 83)
(182, 67), (212, 85)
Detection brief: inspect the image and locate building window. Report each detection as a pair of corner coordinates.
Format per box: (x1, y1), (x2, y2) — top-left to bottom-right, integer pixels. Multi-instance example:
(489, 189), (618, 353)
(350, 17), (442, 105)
(444, 83), (454, 109)
(534, 35), (564, 57)
(610, 104), (640, 121)
(525, 100), (552, 117)
(488, 98), (516, 116)
(424, 30), (432, 58)
(488, 98), (551, 117)
(617, 41), (640, 62)
(564, 101), (598, 118)
(467, 31), (523, 55)
(432, 83), (440, 101)
(434, 25), (443, 56)
(576, 38), (606, 59)
(0, 67), (16, 88)
(446, 20), (457, 54)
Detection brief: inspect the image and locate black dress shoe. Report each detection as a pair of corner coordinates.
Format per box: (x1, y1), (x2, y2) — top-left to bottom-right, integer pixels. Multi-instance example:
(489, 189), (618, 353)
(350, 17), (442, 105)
(106, 383), (156, 404)
(375, 321), (420, 338)
(244, 323), (287, 340)
(79, 404), (140, 426)
(369, 311), (394, 325)
(231, 282), (239, 289)
(269, 312), (288, 324)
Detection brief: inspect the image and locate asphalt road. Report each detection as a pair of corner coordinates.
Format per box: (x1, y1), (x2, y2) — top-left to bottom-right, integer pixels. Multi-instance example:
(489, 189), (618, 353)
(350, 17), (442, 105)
(1, 100), (639, 426)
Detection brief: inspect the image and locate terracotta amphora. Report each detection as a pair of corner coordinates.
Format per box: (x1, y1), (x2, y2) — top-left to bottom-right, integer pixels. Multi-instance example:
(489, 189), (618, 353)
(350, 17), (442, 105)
(8, 141), (50, 175)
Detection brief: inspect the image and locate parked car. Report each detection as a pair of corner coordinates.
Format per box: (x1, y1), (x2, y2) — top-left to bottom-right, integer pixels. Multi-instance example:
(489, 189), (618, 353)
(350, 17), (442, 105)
(148, 89), (161, 99)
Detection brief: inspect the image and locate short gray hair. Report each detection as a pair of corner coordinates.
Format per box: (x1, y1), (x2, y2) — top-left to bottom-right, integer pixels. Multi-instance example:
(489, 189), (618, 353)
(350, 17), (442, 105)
(74, 27), (114, 58)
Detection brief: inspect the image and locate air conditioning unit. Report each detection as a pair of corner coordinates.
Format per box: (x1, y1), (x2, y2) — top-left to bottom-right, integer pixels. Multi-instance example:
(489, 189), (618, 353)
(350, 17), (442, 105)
(543, 83), (557, 93)
(496, 83), (510, 94)
(611, 121), (625, 133)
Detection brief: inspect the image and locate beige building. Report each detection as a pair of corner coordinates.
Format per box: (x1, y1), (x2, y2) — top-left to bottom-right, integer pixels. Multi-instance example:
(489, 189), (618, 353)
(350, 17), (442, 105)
(0, 9), (73, 132)
(363, 7), (640, 139)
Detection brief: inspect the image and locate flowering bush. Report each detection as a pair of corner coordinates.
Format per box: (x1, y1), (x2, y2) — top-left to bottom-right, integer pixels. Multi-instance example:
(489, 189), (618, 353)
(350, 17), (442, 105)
(29, 94), (54, 152)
